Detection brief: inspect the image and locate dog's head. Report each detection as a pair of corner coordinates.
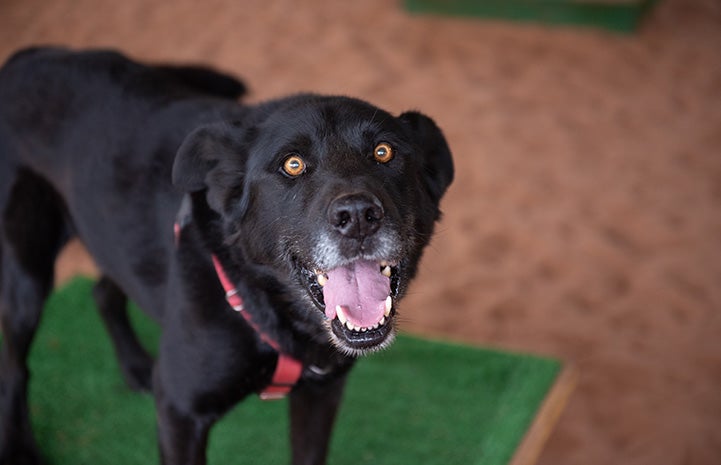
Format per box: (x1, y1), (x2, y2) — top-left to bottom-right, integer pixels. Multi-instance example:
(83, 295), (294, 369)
(173, 95), (453, 356)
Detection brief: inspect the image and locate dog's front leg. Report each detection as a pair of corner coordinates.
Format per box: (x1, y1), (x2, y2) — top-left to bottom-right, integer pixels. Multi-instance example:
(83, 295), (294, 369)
(154, 382), (213, 465)
(152, 338), (219, 465)
(289, 374), (349, 465)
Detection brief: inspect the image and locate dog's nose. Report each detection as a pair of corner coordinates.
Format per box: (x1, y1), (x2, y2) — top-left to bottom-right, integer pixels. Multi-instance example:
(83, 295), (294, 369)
(328, 193), (384, 239)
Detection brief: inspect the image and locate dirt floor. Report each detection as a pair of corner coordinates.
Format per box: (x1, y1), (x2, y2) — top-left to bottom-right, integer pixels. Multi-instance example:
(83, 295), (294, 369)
(1, 0), (720, 464)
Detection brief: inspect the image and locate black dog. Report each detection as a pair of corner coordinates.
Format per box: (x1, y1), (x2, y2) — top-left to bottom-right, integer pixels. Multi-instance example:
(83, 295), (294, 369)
(0, 47), (453, 465)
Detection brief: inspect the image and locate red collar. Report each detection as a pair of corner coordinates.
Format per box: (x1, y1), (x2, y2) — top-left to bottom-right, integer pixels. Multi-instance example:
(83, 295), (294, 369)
(211, 255), (303, 400)
(174, 197), (302, 400)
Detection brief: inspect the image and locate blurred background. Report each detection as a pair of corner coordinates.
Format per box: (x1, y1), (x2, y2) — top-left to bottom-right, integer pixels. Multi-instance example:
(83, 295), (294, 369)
(1, 0), (719, 464)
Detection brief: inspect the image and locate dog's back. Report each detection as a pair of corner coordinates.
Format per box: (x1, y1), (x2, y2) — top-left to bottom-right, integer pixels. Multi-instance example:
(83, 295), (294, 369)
(0, 46), (247, 316)
(0, 46), (245, 176)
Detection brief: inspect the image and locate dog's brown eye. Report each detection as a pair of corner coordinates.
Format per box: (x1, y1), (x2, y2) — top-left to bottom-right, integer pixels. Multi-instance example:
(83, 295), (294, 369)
(373, 143), (394, 164)
(282, 155), (306, 177)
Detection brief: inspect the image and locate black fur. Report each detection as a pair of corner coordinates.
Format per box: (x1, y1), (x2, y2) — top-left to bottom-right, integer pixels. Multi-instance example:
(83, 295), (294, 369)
(0, 47), (453, 465)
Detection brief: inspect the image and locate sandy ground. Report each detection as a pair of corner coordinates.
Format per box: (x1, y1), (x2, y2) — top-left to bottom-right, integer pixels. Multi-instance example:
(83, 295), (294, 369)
(1, 0), (720, 464)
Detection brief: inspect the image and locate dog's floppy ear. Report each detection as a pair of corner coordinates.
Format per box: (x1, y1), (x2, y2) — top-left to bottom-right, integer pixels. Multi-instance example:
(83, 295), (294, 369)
(399, 111), (454, 203)
(173, 122), (247, 213)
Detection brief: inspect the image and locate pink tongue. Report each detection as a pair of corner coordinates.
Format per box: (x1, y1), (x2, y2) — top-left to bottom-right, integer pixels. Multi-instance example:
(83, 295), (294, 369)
(323, 260), (390, 328)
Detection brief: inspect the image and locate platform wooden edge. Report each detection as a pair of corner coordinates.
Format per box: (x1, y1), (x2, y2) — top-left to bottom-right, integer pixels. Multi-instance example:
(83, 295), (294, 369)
(509, 363), (578, 465)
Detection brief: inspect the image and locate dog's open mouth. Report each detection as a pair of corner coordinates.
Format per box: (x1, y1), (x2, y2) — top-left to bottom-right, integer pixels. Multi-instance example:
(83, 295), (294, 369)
(300, 259), (400, 353)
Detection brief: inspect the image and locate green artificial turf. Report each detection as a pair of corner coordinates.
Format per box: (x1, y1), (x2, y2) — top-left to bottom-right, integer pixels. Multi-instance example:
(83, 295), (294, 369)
(25, 277), (560, 464)
(404, 0), (660, 33)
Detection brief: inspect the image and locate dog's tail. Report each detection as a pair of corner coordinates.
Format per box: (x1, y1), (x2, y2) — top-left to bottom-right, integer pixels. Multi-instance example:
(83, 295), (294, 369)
(155, 64), (247, 101)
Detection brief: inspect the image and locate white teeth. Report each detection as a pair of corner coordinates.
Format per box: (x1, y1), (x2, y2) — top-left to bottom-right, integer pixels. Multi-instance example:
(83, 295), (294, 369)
(335, 301), (392, 332)
(381, 266), (391, 277)
(336, 305), (347, 325)
(317, 273), (327, 287)
(340, 320), (386, 332)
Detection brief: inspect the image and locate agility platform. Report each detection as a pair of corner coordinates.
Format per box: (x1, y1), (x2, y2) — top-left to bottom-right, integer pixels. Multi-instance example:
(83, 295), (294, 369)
(404, 0), (660, 33)
(25, 277), (575, 465)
